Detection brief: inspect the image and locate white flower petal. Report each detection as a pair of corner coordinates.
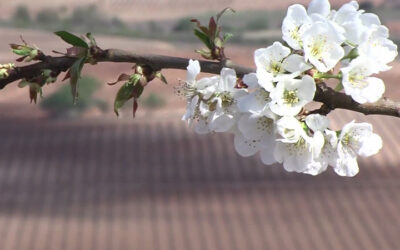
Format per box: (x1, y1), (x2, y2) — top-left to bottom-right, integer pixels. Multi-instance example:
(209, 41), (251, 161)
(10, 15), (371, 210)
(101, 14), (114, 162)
(283, 54), (312, 73)
(182, 95), (199, 122)
(276, 116), (304, 143)
(296, 75), (316, 102)
(243, 73), (259, 89)
(186, 59), (200, 84)
(334, 155), (359, 177)
(282, 4), (311, 50)
(260, 144), (277, 165)
(256, 69), (274, 92)
(194, 119), (210, 134)
(361, 13), (381, 26)
(305, 114), (329, 132)
(237, 91), (268, 114)
(219, 68), (237, 91)
(308, 0), (331, 17)
(209, 111), (236, 133)
(234, 132), (259, 157)
(358, 133), (382, 157)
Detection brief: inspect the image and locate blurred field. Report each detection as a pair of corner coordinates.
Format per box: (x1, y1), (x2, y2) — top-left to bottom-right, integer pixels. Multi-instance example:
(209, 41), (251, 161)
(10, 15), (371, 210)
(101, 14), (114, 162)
(1, 1), (400, 249)
(0, 0), (390, 21)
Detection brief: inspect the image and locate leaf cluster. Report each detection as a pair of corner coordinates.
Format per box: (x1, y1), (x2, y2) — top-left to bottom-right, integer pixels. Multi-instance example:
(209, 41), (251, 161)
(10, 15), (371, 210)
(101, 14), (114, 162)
(191, 8), (235, 61)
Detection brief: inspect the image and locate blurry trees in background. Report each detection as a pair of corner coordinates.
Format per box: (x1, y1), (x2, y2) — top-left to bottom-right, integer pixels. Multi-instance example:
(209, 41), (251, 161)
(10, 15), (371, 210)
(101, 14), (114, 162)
(40, 76), (107, 119)
(12, 5), (30, 26)
(36, 8), (60, 24)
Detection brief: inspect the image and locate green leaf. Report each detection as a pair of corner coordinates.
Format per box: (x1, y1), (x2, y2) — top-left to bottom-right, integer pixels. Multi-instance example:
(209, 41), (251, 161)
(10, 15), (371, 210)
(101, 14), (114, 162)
(216, 7), (235, 22)
(195, 49), (213, 60)
(54, 31), (88, 48)
(108, 73), (131, 85)
(223, 33), (234, 43)
(190, 19), (209, 35)
(12, 48), (31, 56)
(194, 29), (212, 49)
(114, 76), (141, 116)
(86, 33), (97, 47)
(214, 37), (223, 48)
(70, 57), (86, 103)
(155, 72), (168, 84)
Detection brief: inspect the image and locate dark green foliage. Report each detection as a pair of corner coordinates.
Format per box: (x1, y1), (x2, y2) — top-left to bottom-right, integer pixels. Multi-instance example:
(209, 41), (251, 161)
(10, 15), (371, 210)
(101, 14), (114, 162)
(13, 5), (30, 23)
(54, 31), (89, 48)
(245, 18), (269, 31)
(36, 9), (60, 24)
(173, 18), (193, 32)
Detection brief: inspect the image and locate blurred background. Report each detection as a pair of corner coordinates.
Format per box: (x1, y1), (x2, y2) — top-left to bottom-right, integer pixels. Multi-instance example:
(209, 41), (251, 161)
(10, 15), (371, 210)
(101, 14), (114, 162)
(0, 0), (400, 249)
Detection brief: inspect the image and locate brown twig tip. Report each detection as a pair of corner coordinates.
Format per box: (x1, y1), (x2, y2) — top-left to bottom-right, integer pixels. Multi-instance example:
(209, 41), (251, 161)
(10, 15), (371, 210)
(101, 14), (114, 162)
(1, 47), (400, 119)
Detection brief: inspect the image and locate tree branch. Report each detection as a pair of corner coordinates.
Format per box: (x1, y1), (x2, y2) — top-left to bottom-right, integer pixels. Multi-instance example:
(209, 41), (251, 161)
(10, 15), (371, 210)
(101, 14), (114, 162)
(1, 48), (400, 118)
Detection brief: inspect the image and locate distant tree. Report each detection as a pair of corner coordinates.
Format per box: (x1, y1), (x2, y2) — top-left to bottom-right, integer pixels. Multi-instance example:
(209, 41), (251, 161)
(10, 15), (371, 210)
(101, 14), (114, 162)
(172, 18), (193, 32)
(13, 5), (30, 23)
(37, 9), (60, 24)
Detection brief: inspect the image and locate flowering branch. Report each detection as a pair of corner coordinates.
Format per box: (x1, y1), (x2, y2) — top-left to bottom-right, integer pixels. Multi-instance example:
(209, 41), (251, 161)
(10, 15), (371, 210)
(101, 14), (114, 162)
(1, 0), (399, 177)
(1, 49), (399, 117)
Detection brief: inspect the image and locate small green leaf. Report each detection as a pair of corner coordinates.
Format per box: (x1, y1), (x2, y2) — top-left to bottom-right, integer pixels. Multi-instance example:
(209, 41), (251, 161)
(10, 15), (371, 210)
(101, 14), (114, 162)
(129, 74), (141, 85)
(108, 73), (131, 85)
(12, 48), (31, 56)
(114, 82), (134, 116)
(214, 37), (223, 48)
(190, 19), (209, 35)
(216, 7), (235, 22)
(86, 33), (97, 46)
(155, 72), (168, 84)
(194, 29), (212, 49)
(223, 33), (234, 43)
(195, 49), (213, 60)
(70, 57), (86, 103)
(55, 31), (89, 49)
(114, 76), (142, 116)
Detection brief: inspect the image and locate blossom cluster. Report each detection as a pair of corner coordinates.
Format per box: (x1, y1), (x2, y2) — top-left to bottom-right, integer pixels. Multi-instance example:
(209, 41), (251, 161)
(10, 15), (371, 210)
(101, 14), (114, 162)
(180, 0), (398, 177)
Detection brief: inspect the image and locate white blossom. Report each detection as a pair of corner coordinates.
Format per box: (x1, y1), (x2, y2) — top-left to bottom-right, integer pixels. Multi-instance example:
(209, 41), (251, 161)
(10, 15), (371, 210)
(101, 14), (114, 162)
(304, 129), (338, 175)
(333, 121), (382, 177)
(358, 25), (398, 72)
(282, 4), (312, 50)
(270, 75), (316, 116)
(207, 68), (247, 133)
(254, 42), (311, 90)
(302, 21), (345, 72)
(302, 115), (333, 175)
(234, 113), (277, 165)
(181, 60), (219, 131)
(331, 1), (364, 44)
(274, 116), (324, 173)
(237, 73), (273, 115)
(341, 57), (385, 103)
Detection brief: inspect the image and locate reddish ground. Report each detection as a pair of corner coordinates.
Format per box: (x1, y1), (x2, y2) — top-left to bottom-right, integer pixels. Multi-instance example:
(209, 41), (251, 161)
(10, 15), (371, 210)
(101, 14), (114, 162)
(0, 27), (400, 250)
